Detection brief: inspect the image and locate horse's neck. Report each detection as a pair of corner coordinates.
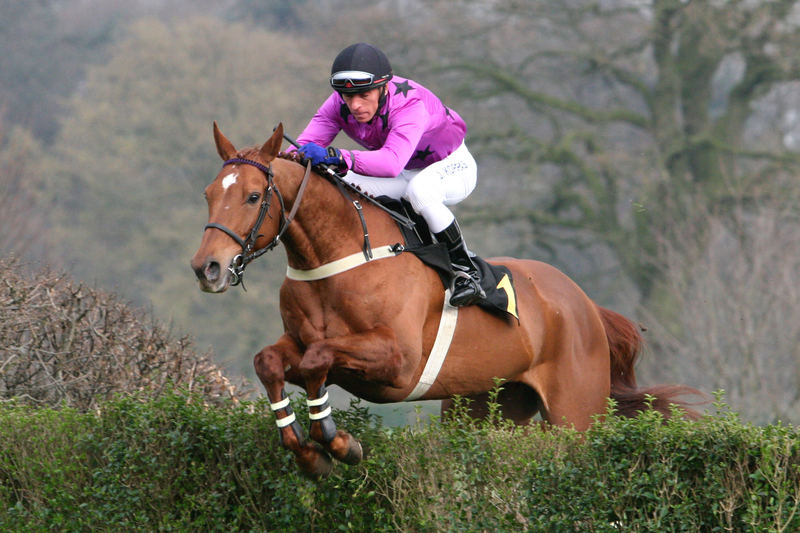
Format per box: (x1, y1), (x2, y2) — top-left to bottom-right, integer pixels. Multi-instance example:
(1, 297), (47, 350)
(274, 159), (373, 270)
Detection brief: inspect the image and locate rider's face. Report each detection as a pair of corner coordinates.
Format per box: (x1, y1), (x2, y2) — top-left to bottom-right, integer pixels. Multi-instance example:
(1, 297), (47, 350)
(342, 88), (381, 123)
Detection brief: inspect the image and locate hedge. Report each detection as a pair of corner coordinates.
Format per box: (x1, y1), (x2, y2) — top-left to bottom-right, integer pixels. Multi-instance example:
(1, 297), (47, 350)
(1, 389), (798, 532)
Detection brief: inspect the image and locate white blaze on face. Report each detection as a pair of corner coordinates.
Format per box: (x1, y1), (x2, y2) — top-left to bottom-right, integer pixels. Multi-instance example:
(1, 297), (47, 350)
(222, 172), (238, 190)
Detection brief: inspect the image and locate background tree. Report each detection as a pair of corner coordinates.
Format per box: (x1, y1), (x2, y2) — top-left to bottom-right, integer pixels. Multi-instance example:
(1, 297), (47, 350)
(4, 0), (800, 422)
(0, 256), (247, 410)
(372, 0), (800, 302)
(641, 192), (800, 424)
(0, 0), (171, 142)
(0, 0), (288, 143)
(0, 124), (45, 258)
(308, 0), (800, 418)
(37, 15), (330, 378)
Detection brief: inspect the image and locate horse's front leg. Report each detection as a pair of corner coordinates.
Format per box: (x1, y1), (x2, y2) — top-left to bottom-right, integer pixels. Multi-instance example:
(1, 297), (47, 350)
(253, 334), (334, 478)
(300, 325), (406, 466)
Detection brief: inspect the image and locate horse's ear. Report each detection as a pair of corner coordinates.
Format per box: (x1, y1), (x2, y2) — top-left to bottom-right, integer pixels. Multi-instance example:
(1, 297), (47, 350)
(259, 123), (283, 162)
(213, 121), (237, 161)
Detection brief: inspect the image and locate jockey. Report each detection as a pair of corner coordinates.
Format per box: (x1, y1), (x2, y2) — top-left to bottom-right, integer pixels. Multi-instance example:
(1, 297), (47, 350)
(294, 42), (485, 307)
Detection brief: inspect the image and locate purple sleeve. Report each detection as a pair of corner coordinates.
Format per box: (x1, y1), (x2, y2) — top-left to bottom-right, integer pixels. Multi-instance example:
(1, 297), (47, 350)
(294, 93), (343, 148)
(346, 100), (429, 177)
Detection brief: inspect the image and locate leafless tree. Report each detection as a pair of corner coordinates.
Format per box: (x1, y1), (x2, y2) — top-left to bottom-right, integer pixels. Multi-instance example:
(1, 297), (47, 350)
(0, 123), (44, 258)
(320, 0), (800, 299)
(639, 192), (800, 424)
(0, 257), (250, 410)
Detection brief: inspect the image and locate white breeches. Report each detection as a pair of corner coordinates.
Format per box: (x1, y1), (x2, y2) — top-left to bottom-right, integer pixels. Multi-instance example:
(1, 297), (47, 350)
(341, 142), (477, 233)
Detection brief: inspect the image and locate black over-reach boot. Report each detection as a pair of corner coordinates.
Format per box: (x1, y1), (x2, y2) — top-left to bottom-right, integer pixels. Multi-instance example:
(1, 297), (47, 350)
(435, 220), (486, 307)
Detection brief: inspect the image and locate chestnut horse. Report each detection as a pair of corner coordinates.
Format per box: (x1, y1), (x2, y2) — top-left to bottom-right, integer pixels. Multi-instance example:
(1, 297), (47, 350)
(191, 123), (701, 477)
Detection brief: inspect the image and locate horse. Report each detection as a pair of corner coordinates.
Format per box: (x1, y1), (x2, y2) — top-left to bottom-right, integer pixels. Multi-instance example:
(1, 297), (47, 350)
(190, 123), (702, 478)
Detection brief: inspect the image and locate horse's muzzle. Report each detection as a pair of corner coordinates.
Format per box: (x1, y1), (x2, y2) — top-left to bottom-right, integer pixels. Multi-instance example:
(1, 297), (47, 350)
(191, 256), (231, 293)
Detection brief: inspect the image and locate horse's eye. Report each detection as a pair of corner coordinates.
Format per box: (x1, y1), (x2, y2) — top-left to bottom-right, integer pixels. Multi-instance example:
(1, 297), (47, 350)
(247, 192), (261, 204)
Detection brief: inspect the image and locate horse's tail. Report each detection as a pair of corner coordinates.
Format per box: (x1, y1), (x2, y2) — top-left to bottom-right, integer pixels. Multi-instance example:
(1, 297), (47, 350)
(597, 306), (704, 420)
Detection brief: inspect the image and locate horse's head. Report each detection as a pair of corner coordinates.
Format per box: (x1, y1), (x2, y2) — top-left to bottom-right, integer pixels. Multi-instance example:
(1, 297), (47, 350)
(190, 122), (285, 292)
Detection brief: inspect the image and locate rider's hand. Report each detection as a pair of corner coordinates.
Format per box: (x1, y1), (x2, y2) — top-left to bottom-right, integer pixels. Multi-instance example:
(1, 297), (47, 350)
(297, 142), (347, 169)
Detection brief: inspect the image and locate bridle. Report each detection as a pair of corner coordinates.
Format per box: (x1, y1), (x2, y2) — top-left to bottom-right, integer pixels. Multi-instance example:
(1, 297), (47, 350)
(204, 157), (312, 287)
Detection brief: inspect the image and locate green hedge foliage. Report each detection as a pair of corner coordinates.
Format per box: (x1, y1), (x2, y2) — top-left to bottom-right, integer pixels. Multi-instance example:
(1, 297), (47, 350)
(1, 390), (798, 532)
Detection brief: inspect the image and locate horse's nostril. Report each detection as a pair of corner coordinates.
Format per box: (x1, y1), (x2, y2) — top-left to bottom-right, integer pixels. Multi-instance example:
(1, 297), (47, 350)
(204, 261), (221, 282)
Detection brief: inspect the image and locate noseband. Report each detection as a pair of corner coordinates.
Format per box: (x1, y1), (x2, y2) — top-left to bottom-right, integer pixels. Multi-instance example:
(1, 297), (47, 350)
(204, 157), (312, 287)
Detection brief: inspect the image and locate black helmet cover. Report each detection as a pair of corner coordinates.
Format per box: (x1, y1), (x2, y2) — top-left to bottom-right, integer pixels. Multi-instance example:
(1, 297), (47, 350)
(330, 43), (393, 94)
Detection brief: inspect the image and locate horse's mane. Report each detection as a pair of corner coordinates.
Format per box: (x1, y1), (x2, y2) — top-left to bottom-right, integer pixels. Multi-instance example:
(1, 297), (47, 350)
(228, 146), (336, 184)
(226, 146), (303, 166)
(277, 150), (304, 164)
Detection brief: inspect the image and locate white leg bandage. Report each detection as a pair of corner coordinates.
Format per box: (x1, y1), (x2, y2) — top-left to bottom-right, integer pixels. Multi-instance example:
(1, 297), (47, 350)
(270, 397), (296, 428)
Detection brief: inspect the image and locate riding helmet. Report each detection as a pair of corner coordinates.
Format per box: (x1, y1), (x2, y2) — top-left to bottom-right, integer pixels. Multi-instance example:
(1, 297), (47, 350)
(329, 43), (393, 94)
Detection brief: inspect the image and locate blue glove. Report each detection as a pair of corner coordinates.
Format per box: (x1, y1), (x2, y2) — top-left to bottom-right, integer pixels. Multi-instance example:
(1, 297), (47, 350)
(297, 142), (346, 168)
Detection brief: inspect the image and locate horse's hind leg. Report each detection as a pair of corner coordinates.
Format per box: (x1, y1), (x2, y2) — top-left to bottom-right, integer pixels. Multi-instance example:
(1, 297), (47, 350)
(534, 347), (611, 431)
(441, 382), (543, 425)
(253, 335), (334, 478)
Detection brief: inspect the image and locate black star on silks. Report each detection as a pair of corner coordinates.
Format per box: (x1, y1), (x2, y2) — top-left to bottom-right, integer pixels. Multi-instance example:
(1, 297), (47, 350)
(413, 145), (434, 162)
(393, 80), (414, 97)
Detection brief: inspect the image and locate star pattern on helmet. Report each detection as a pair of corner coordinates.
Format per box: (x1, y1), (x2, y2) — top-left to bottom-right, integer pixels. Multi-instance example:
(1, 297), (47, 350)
(393, 80), (414, 97)
(413, 145), (434, 162)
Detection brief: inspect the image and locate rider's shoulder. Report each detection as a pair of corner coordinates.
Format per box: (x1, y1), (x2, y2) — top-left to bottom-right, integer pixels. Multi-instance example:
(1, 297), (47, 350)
(386, 76), (427, 98)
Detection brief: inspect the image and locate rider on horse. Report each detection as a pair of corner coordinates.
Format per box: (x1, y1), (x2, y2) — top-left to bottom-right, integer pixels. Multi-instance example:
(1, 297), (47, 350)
(293, 42), (485, 307)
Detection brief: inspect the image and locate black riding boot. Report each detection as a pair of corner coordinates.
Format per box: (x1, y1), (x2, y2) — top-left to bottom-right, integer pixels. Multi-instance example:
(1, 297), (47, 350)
(435, 220), (486, 307)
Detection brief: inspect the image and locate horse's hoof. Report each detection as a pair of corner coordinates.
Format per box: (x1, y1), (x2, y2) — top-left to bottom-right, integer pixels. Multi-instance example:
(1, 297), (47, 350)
(297, 443), (334, 479)
(340, 436), (363, 465)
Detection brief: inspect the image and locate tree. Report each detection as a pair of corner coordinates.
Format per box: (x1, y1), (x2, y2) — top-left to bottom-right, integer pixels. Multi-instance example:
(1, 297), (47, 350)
(0, 0), (272, 143)
(640, 193), (800, 424)
(38, 15), (331, 378)
(0, 0), (116, 142)
(0, 256), (248, 410)
(377, 0), (800, 301)
(0, 124), (45, 258)
(26, 1), (800, 421)
(307, 0), (800, 421)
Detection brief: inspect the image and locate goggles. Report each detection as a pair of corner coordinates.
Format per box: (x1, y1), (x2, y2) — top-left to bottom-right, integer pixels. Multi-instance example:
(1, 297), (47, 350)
(330, 70), (384, 90)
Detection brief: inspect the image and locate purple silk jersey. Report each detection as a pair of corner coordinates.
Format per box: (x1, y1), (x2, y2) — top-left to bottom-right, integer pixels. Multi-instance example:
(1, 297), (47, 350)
(295, 76), (467, 177)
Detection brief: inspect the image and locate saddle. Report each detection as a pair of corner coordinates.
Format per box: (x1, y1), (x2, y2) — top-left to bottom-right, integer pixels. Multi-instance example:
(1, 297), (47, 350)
(377, 197), (519, 321)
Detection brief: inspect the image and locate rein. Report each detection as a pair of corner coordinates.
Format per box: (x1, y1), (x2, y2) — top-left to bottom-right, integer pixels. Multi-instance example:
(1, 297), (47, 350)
(204, 157), (312, 287)
(204, 151), (413, 288)
(278, 130), (416, 231)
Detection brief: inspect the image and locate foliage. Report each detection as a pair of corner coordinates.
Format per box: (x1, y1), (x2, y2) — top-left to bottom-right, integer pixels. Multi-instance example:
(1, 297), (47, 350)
(0, 0), (294, 142)
(0, 124), (44, 258)
(0, 0), (112, 142)
(4, 0), (800, 424)
(640, 194), (800, 424)
(1, 390), (799, 532)
(343, 0), (800, 424)
(0, 256), (248, 410)
(377, 0), (800, 299)
(35, 14), (331, 379)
